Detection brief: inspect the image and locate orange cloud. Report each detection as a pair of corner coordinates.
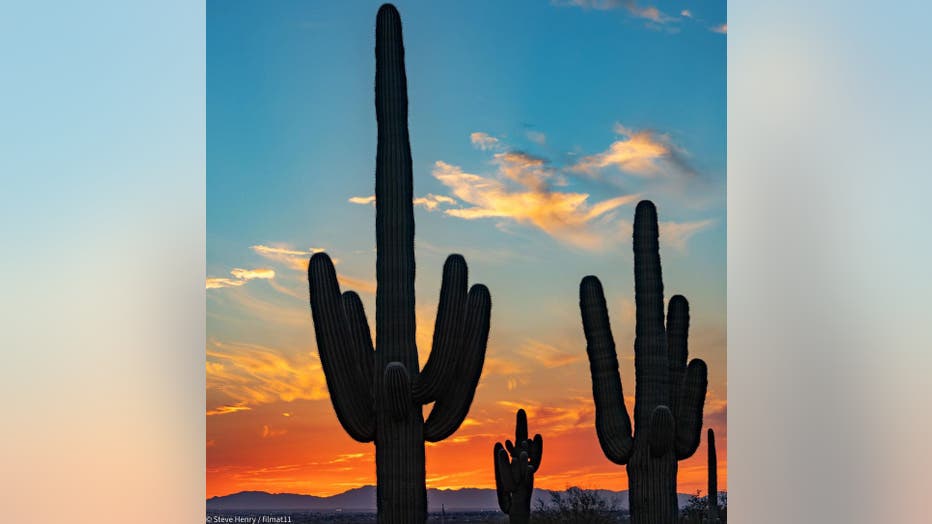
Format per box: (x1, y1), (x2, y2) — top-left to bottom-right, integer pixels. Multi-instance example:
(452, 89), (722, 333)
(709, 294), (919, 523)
(250, 244), (374, 292)
(251, 244), (324, 271)
(517, 340), (582, 368)
(336, 274), (377, 295)
(207, 404), (252, 416)
(230, 268), (275, 280)
(206, 340), (329, 415)
(711, 23), (727, 34)
(570, 123), (691, 177)
(207, 267), (276, 289)
(413, 193), (457, 211)
(432, 159), (639, 250)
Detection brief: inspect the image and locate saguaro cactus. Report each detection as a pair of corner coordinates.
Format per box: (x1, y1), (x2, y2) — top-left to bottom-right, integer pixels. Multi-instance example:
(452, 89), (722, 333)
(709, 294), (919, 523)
(494, 409), (543, 524)
(705, 428), (720, 523)
(579, 200), (708, 524)
(307, 5), (491, 523)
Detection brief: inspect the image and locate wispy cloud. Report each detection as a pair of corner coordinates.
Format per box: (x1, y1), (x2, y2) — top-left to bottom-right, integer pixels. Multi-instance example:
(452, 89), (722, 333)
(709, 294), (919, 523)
(206, 403), (252, 416)
(526, 130), (547, 145)
(413, 194), (457, 211)
(251, 244), (325, 271)
(710, 23), (727, 34)
(659, 219), (715, 250)
(251, 244), (373, 293)
(517, 340), (583, 368)
(207, 267), (276, 290)
(337, 274), (377, 294)
(348, 195), (375, 205)
(261, 425), (287, 438)
(680, 9), (692, 18)
(206, 340), (329, 415)
(569, 123), (695, 178)
(348, 194), (458, 212)
(432, 158), (639, 250)
(470, 132), (501, 151)
(555, 0), (675, 25)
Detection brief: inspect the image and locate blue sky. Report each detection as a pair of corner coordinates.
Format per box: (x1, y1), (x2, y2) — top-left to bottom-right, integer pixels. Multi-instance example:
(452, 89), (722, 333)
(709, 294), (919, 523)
(207, 0), (726, 494)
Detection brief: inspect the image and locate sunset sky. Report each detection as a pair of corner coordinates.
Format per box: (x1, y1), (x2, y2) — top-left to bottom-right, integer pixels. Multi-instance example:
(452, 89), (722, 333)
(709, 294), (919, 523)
(207, 0), (726, 499)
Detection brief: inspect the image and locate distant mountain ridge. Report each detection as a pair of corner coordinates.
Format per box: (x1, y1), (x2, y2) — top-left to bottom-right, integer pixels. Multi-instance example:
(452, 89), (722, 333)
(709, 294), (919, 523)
(207, 486), (698, 512)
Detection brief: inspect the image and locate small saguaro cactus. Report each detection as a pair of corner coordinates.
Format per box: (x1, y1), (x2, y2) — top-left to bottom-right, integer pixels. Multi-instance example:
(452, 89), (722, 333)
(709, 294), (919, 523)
(705, 428), (720, 524)
(494, 409), (543, 524)
(307, 5), (491, 523)
(579, 200), (708, 524)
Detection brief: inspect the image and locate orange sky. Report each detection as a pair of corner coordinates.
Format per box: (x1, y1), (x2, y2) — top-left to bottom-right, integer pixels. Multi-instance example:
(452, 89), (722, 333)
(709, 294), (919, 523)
(206, 269), (726, 498)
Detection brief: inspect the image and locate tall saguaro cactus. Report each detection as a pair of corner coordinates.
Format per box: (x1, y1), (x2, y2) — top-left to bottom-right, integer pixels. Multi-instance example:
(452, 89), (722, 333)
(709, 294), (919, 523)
(579, 200), (708, 524)
(706, 428), (720, 523)
(494, 409), (543, 524)
(307, 5), (491, 523)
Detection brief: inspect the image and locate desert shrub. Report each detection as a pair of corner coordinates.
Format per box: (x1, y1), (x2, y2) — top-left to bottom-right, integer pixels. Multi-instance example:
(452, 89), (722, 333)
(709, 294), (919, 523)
(679, 490), (727, 523)
(532, 487), (625, 523)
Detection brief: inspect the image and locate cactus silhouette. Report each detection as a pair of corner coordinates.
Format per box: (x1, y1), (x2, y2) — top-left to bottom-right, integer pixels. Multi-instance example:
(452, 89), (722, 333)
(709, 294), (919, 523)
(579, 200), (708, 524)
(307, 5), (491, 523)
(494, 409), (543, 524)
(705, 428), (720, 523)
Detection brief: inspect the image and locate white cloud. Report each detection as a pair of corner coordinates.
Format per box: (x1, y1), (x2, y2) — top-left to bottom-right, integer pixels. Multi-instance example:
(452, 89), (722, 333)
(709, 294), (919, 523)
(348, 195), (376, 205)
(470, 132), (501, 151)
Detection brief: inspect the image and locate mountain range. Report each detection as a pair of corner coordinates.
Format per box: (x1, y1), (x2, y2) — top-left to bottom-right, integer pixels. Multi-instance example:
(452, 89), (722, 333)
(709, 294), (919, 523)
(206, 486), (699, 512)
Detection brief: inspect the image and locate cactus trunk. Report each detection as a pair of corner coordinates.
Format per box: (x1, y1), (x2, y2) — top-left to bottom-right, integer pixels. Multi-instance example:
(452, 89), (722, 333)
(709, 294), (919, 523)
(707, 428), (719, 522)
(373, 4), (426, 520)
(580, 201), (708, 524)
(308, 5), (491, 524)
(627, 447), (679, 522)
(374, 407), (425, 521)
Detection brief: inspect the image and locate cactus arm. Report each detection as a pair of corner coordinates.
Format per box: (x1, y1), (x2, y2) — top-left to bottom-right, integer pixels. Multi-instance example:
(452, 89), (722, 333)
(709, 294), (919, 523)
(375, 2), (417, 367)
(497, 445), (517, 493)
(413, 254), (467, 403)
(649, 405), (675, 458)
(580, 275), (634, 464)
(674, 358), (708, 459)
(515, 409), (529, 443)
(530, 434), (543, 470)
(423, 283), (490, 442)
(666, 294), (689, 413)
(494, 443), (512, 513)
(384, 362), (411, 421)
(632, 200), (671, 430)
(308, 253), (376, 442)
(517, 451), (531, 484)
(342, 291), (375, 398)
